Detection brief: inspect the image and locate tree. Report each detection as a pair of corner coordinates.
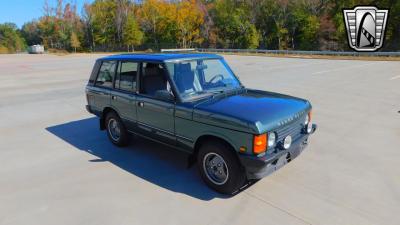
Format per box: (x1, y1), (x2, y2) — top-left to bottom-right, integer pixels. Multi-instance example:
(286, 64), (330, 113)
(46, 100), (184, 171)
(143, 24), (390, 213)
(70, 32), (80, 52)
(21, 21), (42, 46)
(139, 0), (176, 49)
(87, 0), (118, 50)
(174, 0), (204, 48)
(14, 0), (400, 52)
(211, 0), (259, 49)
(0, 23), (26, 53)
(123, 15), (143, 52)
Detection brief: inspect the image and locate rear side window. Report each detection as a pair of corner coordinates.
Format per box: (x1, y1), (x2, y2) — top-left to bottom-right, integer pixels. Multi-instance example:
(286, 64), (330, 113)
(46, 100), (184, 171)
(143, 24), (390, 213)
(88, 61), (101, 84)
(95, 61), (117, 88)
(115, 61), (138, 92)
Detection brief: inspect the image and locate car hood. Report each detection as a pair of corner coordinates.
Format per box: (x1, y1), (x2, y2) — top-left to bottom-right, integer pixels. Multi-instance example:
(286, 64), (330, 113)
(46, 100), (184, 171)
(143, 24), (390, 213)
(193, 89), (311, 134)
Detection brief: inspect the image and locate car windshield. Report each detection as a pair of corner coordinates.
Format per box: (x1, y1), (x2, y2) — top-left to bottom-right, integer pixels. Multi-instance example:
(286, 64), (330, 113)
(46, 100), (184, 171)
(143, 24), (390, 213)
(165, 58), (241, 101)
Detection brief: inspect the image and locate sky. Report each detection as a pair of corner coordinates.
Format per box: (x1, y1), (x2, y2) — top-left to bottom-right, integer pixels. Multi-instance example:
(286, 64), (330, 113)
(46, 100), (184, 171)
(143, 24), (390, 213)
(0, 0), (93, 28)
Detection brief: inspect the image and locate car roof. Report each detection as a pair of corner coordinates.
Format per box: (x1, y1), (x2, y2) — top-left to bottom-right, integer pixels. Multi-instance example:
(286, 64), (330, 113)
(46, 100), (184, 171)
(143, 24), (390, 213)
(99, 53), (222, 62)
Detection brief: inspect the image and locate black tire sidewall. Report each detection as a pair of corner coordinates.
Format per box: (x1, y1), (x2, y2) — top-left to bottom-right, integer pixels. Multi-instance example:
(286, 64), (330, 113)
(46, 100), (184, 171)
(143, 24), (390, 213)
(105, 111), (129, 147)
(197, 141), (246, 194)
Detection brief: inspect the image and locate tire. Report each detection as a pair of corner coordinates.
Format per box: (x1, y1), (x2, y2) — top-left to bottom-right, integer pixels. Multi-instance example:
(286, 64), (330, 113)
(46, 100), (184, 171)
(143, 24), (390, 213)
(105, 111), (129, 147)
(197, 141), (247, 194)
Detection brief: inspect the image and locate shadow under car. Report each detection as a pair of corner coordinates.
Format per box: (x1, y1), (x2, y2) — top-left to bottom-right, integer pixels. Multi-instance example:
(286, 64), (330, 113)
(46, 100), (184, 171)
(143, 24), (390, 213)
(46, 117), (233, 200)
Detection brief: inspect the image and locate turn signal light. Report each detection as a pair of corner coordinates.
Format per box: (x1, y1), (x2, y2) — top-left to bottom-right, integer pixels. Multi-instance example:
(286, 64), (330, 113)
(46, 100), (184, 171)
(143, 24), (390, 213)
(253, 134), (267, 154)
(308, 110), (312, 123)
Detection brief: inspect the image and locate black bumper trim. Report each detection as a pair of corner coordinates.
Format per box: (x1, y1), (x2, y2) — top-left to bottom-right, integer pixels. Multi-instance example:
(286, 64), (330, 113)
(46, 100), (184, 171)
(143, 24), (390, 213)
(239, 126), (316, 180)
(85, 105), (93, 114)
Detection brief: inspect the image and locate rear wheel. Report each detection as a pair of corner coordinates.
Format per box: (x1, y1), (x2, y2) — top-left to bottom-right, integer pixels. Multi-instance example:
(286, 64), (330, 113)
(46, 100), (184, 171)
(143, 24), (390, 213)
(105, 111), (129, 147)
(197, 141), (247, 194)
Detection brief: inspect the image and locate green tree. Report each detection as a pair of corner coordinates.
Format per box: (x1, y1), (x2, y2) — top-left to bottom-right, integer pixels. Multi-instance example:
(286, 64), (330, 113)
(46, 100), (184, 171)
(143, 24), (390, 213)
(21, 21), (42, 46)
(123, 15), (144, 52)
(84, 0), (117, 50)
(212, 0), (259, 49)
(0, 23), (26, 53)
(291, 3), (320, 50)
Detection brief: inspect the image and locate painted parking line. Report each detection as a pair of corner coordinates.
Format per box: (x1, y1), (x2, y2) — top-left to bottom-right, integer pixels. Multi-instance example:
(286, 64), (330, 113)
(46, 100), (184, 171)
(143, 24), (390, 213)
(389, 75), (400, 80)
(312, 63), (377, 75)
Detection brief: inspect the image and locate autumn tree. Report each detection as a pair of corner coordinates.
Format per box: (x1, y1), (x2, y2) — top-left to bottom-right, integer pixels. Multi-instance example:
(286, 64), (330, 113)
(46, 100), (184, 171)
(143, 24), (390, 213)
(70, 32), (80, 52)
(15, 0), (400, 52)
(139, 0), (176, 49)
(174, 0), (204, 48)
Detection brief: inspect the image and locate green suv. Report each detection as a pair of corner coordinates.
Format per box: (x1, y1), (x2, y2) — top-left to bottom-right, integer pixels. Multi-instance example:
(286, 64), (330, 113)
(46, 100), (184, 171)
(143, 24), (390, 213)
(85, 53), (317, 194)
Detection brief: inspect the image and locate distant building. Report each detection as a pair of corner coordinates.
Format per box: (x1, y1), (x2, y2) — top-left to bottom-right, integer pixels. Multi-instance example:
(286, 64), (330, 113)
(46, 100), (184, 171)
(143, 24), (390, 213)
(28, 45), (45, 54)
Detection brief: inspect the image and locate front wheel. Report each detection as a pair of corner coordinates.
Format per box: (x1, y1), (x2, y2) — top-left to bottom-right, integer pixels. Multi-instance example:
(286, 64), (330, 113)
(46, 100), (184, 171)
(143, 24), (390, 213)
(197, 141), (247, 194)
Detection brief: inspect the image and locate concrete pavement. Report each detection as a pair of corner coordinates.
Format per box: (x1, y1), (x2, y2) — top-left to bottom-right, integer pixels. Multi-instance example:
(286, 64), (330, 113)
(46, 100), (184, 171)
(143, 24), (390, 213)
(0, 54), (399, 225)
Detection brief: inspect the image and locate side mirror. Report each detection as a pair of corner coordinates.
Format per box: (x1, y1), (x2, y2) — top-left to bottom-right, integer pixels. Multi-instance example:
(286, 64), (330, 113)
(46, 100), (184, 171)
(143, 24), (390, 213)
(155, 90), (175, 101)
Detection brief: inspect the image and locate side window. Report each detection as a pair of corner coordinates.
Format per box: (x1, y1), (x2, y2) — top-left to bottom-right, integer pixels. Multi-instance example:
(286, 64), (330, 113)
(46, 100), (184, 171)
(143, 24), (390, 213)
(96, 61), (117, 88)
(115, 61), (138, 92)
(140, 62), (169, 96)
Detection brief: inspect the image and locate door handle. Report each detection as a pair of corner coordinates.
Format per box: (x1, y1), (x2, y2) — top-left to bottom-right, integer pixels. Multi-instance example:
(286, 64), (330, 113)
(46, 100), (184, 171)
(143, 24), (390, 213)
(138, 102), (144, 107)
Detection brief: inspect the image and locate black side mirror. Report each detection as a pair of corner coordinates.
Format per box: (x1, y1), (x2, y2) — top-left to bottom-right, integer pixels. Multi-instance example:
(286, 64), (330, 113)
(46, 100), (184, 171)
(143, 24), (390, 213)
(155, 90), (174, 101)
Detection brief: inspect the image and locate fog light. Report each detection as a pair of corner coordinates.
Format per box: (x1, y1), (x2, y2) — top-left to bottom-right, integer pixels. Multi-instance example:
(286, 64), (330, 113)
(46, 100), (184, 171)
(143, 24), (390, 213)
(307, 123), (313, 133)
(268, 132), (276, 147)
(283, 135), (292, 149)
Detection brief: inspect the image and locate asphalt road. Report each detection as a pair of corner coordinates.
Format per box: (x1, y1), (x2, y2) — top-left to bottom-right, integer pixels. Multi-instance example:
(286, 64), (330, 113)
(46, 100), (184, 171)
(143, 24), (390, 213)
(0, 54), (399, 225)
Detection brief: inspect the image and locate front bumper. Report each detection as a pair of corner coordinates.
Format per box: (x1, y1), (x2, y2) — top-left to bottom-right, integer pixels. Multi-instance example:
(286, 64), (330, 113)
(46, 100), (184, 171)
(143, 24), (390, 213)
(85, 105), (93, 114)
(239, 124), (317, 180)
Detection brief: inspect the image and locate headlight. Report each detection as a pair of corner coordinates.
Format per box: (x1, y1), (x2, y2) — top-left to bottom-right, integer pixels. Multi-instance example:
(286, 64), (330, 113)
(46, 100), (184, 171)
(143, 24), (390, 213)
(307, 123), (313, 133)
(268, 132), (276, 147)
(305, 114), (309, 125)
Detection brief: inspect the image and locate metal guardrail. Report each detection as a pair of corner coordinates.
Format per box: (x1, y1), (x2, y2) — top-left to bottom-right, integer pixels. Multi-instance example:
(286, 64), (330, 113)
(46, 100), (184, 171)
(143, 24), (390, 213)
(196, 48), (400, 57)
(161, 48), (195, 52)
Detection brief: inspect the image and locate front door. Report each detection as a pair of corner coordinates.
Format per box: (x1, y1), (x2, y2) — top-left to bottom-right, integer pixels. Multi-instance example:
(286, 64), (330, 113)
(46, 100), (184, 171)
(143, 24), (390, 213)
(136, 62), (176, 145)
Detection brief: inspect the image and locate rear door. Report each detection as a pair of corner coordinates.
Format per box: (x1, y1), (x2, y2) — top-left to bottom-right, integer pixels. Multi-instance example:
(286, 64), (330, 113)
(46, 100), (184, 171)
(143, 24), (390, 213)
(89, 60), (117, 112)
(110, 61), (138, 130)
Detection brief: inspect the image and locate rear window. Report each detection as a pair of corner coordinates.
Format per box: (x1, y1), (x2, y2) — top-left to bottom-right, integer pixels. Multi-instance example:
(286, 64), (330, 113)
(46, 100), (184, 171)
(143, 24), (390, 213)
(115, 61), (138, 92)
(95, 61), (117, 88)
(88, 61), (101, 84)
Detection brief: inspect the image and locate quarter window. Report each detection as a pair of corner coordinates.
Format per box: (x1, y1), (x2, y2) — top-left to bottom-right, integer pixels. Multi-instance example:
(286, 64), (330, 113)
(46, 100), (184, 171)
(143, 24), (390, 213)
(115, 61), (138, 92)
(96, 61), (117, 88)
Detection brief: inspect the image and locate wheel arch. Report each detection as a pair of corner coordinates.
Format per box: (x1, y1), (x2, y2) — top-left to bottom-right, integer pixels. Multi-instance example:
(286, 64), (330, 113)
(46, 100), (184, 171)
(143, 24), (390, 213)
(100, 106), (119, 130)
(191, 134), (239, 165)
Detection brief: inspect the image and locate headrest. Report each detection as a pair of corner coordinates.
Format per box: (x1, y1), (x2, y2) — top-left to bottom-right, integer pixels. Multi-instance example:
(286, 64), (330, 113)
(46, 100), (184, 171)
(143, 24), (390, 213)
(145, 64), (161, 77)
(175, 63), (194, 92)
(177, 63), (192, 74)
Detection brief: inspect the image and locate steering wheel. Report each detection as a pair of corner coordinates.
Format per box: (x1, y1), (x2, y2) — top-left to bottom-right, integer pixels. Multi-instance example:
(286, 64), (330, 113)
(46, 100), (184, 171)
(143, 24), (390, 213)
(208, 74), (224, 84)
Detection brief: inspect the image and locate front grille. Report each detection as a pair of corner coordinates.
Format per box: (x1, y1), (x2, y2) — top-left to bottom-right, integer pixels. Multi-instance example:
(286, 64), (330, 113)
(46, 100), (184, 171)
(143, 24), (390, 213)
(275, 116), (305, 142)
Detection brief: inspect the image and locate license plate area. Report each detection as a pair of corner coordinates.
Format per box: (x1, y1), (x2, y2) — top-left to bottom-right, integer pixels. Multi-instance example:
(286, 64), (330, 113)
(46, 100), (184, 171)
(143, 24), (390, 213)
(274, 153), (289, 170)
(265, 153), (290, 174)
